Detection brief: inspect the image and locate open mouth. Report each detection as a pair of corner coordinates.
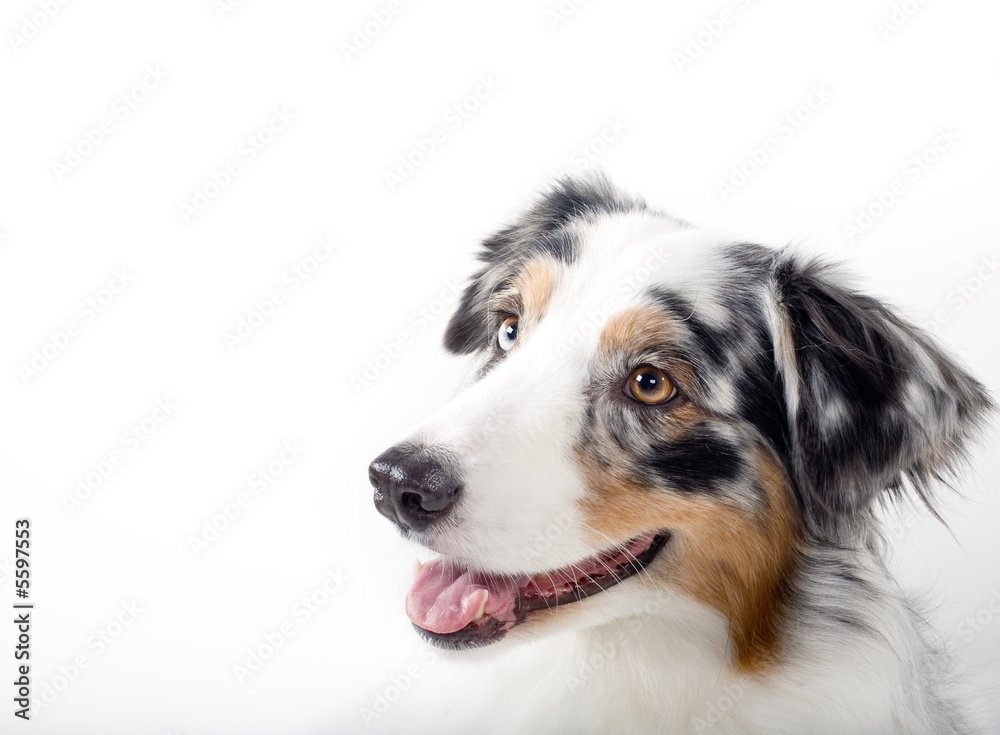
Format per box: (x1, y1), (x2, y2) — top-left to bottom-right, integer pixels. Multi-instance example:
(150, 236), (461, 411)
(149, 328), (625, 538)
(406, 530), (670, 648)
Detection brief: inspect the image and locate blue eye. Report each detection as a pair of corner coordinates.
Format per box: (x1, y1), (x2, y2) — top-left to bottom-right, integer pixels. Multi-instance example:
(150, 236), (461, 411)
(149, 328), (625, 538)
(497, 316), (518, 351)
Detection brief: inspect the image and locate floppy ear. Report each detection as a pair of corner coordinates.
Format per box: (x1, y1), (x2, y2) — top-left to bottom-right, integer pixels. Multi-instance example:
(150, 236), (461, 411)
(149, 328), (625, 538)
(772, 255), (992, 536)
(443, 265), (496, 354)
(444, 174), (646, 354)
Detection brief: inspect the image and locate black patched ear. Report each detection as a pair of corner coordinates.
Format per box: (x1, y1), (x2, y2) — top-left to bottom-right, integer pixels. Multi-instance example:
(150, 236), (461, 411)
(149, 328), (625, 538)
(443, 266), (495, 354)
(773, 255), (992, 536)
(444, 174), (646, 355)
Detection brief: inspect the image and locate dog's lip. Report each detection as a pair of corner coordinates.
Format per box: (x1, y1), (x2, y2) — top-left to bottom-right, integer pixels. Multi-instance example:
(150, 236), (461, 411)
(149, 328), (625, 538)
(407, 530), (671, 649)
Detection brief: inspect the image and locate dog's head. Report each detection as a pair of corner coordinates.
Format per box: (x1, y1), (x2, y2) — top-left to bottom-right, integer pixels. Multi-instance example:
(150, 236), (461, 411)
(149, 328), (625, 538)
(369, 175), (990, 668)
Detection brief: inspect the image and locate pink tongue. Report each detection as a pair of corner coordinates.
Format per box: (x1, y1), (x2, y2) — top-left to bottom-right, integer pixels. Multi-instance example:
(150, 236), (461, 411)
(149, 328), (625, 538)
(406, 559), (527, 635)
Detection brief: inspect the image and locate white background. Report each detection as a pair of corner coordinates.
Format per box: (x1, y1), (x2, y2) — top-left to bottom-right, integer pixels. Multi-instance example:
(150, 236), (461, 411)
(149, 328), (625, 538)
(1, 0), (999, 733)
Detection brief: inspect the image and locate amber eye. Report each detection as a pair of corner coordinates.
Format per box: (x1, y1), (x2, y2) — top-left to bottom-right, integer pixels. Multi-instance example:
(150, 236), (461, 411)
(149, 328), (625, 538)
(625, 366), (675, 405)
(497, 315), (519, 352)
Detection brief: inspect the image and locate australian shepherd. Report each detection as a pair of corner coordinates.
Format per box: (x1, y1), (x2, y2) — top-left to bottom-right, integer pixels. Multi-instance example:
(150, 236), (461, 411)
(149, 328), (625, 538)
(368, 175), (992, 734)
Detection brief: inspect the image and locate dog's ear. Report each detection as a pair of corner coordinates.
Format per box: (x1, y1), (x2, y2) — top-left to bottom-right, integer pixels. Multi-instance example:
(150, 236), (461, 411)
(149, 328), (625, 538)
(443, 266), (495, 354)
(444, 174), (645, 354)
(772, 255), (992, 536)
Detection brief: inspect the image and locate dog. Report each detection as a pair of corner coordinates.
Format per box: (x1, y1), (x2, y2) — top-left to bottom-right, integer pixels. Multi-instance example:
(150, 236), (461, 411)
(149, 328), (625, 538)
(368, 175), (992, 734)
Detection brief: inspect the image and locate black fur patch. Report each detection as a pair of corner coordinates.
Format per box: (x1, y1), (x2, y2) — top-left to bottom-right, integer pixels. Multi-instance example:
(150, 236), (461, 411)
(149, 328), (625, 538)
(645, 429), (743, 494)
(443, 271), (493, 355)
(652, 289), (732, 370)
(652, 278), (792, 464)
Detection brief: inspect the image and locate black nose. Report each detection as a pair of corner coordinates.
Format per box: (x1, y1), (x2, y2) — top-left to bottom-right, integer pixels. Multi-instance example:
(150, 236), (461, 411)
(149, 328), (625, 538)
(369, 445), (461, 532)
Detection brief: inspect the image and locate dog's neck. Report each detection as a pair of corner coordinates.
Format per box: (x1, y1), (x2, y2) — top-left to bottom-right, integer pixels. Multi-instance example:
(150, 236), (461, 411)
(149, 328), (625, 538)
(513, 613), (738, 735)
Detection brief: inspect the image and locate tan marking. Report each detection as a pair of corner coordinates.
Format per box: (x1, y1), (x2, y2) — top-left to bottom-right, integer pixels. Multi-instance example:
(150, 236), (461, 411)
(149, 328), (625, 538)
(577, 448), (801, 676)
(601, 305), (677, 355)
(513, 257), (559, 319)
(599, 305), (699, 390)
